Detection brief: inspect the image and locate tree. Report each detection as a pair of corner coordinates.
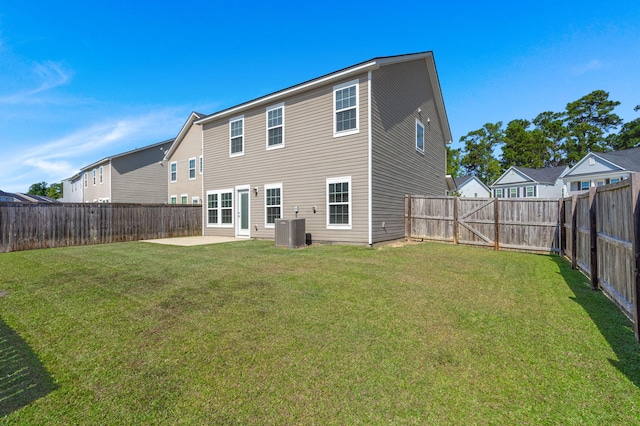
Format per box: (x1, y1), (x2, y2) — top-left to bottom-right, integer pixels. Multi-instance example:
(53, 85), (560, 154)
(608, 105), (640, 151)
(28, 182), (49, 196)
(460, 122), (503, 185)
(46, 182), (63, 199)
(532, 111), (568, 167)
(500, 119), (549, 169)
(564, 90), (622, 164)
(446, 145), (463, 178)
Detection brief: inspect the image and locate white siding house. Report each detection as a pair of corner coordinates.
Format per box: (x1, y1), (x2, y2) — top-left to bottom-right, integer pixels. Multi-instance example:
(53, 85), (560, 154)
(492, 165), (568, 199)
(562, 147), (640, 195)
(449, 175), (491, 197)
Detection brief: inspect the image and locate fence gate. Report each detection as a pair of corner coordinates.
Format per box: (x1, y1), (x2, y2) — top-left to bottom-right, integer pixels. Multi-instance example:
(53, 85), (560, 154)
(457, 198), (496, 248)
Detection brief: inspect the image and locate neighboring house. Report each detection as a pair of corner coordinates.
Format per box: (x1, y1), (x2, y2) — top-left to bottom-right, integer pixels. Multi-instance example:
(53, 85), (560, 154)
(492, 165), (568, 199)
(0, 190), (58, 203)
(61, 173), (83, 202)
(562, 147), (640, 195)
(196, 51), (452, 245)
(164, 112), (206, 205)
(448, 175), (491, 197)
(80, 139), (174, 203)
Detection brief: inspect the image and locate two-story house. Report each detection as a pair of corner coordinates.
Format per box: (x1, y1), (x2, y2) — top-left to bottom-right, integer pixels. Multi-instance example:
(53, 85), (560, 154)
(195, 52), (452, 245)
(79, 139), (174, 203)
(164, 112), (206, 204)
(491, 165), (568, 199)
(562, 147), (640, 195)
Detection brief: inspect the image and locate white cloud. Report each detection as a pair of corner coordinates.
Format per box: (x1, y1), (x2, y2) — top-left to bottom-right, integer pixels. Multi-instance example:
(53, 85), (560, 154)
(571, 59), (605, 76)
(0, 60), (72, 104)
(0, 108), (186, 192)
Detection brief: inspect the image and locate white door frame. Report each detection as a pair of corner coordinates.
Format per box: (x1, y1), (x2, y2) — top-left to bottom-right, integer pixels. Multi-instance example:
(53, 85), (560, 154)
(236, 185), (250, 238)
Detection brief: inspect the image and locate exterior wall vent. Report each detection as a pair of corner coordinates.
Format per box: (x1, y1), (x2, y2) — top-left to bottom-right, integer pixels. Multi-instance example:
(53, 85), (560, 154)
(275, 218), (306, 248)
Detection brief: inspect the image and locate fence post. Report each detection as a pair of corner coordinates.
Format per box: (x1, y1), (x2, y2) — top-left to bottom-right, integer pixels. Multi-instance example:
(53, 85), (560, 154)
(571, 194), (578, 269)
(453, 196), (459, 245)
(630, 173), (640, 342)
(494, 197), (500, 250)
(589, 187), (599, 291)
(405, 194), (411, 240)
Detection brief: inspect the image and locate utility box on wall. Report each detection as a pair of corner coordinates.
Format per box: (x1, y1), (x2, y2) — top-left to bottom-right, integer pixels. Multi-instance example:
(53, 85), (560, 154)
(275, 218), (306, 248)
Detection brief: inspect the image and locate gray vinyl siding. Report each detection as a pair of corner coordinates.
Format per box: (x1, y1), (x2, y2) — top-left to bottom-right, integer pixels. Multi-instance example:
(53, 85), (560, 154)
(167, 124), (203, 203)
(370, 59), (447, 243)
(82, 162), (111, 202)
(202, 74), (370, 243)
(110, 141), (172, 203)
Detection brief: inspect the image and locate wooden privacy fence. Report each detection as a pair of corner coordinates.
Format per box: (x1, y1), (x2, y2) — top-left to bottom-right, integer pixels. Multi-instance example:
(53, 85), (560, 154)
(405, 195), (560, 253)
(0, 203), (202, 253)
(560, 174), (640, 341)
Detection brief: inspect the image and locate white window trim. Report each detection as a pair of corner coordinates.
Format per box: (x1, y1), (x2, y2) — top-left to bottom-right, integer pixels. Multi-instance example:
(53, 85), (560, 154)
(181, 194), (188, 204)
(525, 185), (535, 198)
(92, 169), (96, 186)
(509, 187), (518, 198)
(326, 176), (352, 230)
(192, 196), (200, 204)
(84, 173), (88, 188)
(264, 183), (283, 228)
(170, 195), (177, 204)
(416, 118), (425, 154)
(333, 79), (359, 138)
(170, 161), (177, 183)
(229, 115), (245, 157)
(99, 166), (103, 184)
(206, 188), (234, 228)
(188, 157), (197, 180)
(494, 188), (503, 198)
(266, 103), (285, 150)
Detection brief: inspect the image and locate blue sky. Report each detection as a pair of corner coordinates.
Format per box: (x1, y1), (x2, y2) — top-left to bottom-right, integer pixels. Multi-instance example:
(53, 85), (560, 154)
(1, 1), (639, 193)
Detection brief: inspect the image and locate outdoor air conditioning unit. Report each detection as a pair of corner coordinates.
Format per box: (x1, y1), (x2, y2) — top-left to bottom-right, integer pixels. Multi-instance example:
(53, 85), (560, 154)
(275, 218), (306, 248)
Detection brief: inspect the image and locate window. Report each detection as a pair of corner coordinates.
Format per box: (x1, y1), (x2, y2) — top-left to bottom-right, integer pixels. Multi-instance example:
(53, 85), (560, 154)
(494, 188), (503, 198)
(265, 183), (282, 227)
(509, 187), (518, 198)
(92, 169), (96, 186)
(188, 158), (196, 180)
(170, 162), (177, 182)
(170, 195), (177, 204)
(207, 189), (234, 226)
(416, 119), (425, 153)
(99, 166), (103, 184)
(192, 196), (200, 204)
(611, 178), (620, 184)
(580, 181), (590, 191)
(229, 116), (244, 156)
(181, 194), (188, 204)
(525, 186), (535, 197)
(266, 104), (284, 149)
(84, 173), (88, 188)
(327, 177), (351, 228)
(333, 80), (359, 136)
(199, 156), (203, 174)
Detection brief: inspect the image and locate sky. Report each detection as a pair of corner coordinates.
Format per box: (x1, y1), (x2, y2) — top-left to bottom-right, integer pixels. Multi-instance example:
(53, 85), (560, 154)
(1, 0), (639, 193)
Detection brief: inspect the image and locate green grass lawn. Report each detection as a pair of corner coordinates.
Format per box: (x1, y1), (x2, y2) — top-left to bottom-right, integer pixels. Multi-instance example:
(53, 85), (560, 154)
(1, 240), (639, 424)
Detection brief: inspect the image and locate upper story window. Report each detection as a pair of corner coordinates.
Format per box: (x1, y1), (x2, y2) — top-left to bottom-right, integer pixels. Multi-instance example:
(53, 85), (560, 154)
(170, 162), (177, 182)
(92, 169), (97, 186)
(266, 104), (284, 149)
(333, 80), (359, 137)
(230, 116), (244, 156)
(416, 119), (425, 154)
(99, 166), (103, 184)
(84, 173), (88, 188)
(188, 158), (196, 180)
(199, 156), (203, 174)
(327, 176), (352, 229)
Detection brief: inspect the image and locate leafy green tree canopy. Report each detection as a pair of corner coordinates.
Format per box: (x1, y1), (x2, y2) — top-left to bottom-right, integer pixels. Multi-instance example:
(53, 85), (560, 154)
(459, 122), (503, 185)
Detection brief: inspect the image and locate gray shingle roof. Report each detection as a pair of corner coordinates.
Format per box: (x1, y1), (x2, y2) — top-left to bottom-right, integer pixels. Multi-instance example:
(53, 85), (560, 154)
(513, 165), (567, 184)
(595, 146), (640, 172)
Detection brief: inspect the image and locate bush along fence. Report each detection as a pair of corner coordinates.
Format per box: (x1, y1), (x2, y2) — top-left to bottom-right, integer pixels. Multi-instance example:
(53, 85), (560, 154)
(0, 203), (202, 253)
(559, 174), (640, 342)
(406, 174), (640, 342)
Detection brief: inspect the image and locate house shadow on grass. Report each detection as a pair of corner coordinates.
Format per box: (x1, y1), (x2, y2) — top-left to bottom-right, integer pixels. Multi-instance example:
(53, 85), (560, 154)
(551, 256), (640, 388)
(0, 316), (57, 418)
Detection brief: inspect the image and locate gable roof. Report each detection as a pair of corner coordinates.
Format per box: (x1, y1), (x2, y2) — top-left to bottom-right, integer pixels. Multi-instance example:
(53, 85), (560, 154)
(164, 112), (206, 161)
(594, 147), (640, 172)
(0, 190), (59, 203)
(513, 165), (568, 184)
(453, 175), (491, 192)
(80, 139), (175, 172)
(195, 52), (452, 144)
